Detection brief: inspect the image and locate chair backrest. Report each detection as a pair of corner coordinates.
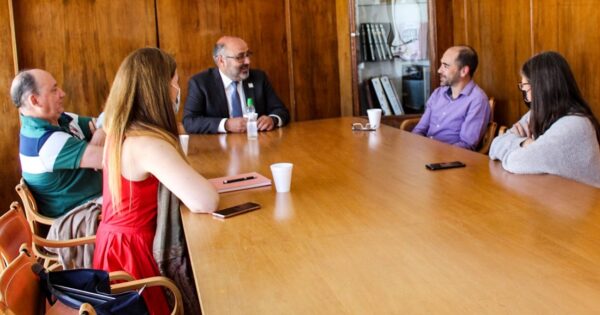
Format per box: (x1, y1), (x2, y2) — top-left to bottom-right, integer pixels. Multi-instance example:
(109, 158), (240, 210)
(0, 246), (93, 315)
(0, 247), (44, 315)
(14, 179), (91, 270)
(477, 121), (498, 154)
(498, 125), (507, 135)
(0, 203), (32, 272)
(476, 97), (498, 154)
(488, 97), (495, 122)
(2, 195), (96, 271)
(399, 116), (421, 132)
(15, 178), (55, 237)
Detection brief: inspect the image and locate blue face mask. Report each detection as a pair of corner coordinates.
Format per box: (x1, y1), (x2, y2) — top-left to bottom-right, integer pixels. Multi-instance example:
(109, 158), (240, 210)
(172, 84), (181, 113)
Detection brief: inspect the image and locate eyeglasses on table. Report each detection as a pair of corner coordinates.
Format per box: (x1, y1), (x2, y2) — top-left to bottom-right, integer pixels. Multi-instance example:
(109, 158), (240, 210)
(351, 123), (376, 131)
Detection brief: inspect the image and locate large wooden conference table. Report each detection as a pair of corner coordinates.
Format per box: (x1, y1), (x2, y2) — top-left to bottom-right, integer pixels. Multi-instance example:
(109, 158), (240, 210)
(181, 117), (600, 314)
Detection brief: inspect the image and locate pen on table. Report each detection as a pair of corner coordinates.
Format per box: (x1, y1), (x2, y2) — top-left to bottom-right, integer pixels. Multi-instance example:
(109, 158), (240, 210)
(223, 176), (256, 184)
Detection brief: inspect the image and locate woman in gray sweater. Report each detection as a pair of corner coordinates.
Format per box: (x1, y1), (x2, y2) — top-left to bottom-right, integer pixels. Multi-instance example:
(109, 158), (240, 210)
(489, 51), (600, 188)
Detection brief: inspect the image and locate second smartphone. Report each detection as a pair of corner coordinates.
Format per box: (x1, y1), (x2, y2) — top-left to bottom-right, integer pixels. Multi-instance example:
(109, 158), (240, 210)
(212, 202), (261, 219)
(425, 161), (466, 171)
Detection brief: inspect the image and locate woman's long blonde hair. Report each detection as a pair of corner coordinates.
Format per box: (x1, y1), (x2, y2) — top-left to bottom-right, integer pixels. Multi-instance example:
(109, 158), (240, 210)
(103, 47), (181, 209)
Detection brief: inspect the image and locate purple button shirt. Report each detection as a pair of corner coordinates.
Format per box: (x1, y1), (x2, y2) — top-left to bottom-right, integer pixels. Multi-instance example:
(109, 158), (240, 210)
(412, 80), (490, 150)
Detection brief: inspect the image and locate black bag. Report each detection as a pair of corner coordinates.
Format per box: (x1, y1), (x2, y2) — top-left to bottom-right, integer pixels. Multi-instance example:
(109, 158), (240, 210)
(33, 263), (149, 315)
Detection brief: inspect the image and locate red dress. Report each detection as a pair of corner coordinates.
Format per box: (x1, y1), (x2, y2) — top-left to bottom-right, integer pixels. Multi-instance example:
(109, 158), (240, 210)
(93, 169), (170, 315)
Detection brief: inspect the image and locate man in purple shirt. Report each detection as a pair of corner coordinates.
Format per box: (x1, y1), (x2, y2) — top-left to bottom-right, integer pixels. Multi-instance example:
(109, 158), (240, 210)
(412, 46), (490, 150)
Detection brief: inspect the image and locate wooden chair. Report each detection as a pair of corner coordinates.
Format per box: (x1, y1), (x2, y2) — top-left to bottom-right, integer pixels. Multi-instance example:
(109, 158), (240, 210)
(0, 201), (135, 281)
(488, 97), (495, 122)
(475, 97), (497, 154)
(0, 202), (96, 272)
(398, 117), (421, 132)
(399, 97), (497, 154)
(0, 245), (95, 315)
(0, 245), (183, 315)
(177, 122), (186, 134)
(498, 125), (507, 135)
(0, 203), (32, 272)
(15, 178), (55, 237)
(14, 179), (96, 269)
(476, 121), (498, 155)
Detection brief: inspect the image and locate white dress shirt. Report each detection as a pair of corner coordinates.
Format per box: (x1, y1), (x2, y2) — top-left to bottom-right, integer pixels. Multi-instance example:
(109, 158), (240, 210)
(217, 69), (283, 133)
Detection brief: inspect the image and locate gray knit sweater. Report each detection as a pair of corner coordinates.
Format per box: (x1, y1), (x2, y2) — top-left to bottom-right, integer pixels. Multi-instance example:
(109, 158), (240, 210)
(489, 114), (600, 188)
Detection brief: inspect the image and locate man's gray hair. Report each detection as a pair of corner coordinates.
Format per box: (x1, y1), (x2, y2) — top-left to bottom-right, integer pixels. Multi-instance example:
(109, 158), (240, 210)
(10, 70), (38, 108)
(213, 42), (226, 64)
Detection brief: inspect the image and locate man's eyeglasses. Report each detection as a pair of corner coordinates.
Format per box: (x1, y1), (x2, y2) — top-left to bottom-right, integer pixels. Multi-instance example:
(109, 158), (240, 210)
(224, 51), (253, 63)
(517, 82), (530, 91)
(351, 123), (376, 131)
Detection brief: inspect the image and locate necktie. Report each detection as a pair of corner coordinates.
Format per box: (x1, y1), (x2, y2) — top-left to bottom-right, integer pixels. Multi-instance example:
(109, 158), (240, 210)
(230, 81), (243, 117)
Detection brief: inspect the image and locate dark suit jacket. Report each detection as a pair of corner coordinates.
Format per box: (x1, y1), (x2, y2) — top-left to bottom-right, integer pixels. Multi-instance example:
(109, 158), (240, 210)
(183, 68), (290, 134)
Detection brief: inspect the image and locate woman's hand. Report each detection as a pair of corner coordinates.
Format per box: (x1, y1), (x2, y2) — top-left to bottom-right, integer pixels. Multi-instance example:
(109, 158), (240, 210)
(520, 138), (535, 147)
(511, 121), (531, 138)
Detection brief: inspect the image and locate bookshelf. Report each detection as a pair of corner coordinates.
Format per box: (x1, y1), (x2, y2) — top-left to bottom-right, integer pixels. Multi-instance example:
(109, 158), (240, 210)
(351, 0), (433, 116)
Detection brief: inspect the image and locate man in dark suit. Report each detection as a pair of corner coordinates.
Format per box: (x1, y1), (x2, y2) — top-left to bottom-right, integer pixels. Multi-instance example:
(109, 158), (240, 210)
(183, 36), (290, 134)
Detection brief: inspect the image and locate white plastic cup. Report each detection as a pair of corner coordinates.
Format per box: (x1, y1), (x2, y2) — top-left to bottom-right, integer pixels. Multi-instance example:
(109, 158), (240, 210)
(179, 134), (189, 155)
(270, 163), (294, 193)
(367, 108), (383, 129)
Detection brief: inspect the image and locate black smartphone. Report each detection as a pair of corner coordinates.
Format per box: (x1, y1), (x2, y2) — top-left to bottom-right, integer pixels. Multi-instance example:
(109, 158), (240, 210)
(425, 161), (466, 171)
(212, 202), (261, 219)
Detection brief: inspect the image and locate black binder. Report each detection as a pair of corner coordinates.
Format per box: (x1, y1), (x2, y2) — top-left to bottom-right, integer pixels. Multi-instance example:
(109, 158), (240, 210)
(366, 24), (378, 61)
(360, 24), (368, 62)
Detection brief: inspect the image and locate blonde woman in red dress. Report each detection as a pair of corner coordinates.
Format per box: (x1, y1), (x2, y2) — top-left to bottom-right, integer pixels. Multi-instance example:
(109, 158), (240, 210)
(93, 47), (219, 314)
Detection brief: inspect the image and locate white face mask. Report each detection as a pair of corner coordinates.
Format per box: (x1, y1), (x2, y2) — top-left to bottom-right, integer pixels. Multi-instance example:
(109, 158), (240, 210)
(172, 84), (181, 113)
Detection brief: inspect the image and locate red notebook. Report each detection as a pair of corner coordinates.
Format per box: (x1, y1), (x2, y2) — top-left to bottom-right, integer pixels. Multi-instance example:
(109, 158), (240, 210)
(209, 172), (272, 193)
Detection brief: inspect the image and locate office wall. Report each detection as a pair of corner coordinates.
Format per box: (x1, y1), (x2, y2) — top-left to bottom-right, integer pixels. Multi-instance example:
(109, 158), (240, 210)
(12, 0), (158, 117)
(533, 0), (600, 122)
(156, 0), (341, 122)
(289, 1), (341, 120)
(336, 0), (353, 117)
(156, 0), (291, 121)
(0, 0), (342, 209)
(453, 0), (600, 127)
(0, 1), (19, 212)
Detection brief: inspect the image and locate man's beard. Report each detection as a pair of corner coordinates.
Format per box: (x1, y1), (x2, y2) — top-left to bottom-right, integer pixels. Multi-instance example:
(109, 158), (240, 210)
(440, 76), (450, 86)
(440, 74), (458, 87)
(239, 66), (250, 80)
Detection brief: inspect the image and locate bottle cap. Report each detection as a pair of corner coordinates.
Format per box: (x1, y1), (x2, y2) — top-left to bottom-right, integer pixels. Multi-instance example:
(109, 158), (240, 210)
(247, 98), (254, 106)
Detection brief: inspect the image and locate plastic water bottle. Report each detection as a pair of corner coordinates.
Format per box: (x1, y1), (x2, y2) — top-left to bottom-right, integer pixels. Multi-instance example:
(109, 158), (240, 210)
(246, 98), (258, 140)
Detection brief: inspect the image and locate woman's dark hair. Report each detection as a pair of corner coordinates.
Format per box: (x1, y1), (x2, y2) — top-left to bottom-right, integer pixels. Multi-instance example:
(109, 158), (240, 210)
(521, 51), (600, 143)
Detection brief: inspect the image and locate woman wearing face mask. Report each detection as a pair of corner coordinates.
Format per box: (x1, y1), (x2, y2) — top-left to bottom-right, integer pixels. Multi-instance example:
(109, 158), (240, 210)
(93, 47), (219, 314)
(489, 51), (600, 187)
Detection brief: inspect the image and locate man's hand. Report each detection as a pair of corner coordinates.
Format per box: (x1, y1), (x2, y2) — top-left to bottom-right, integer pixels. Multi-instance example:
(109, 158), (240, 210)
(257, 115), (275, 131)
(225, 117), (247, 133)
(89, 120), (97, 135)
(89, 120), (106, 146)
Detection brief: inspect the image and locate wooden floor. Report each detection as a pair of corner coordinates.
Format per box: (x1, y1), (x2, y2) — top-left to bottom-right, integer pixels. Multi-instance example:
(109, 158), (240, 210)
(181, 117), (600, 314)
